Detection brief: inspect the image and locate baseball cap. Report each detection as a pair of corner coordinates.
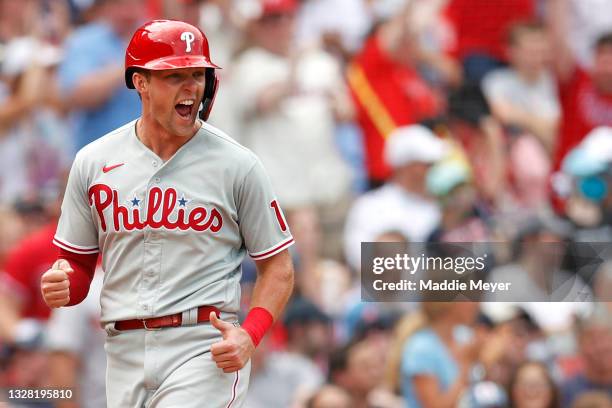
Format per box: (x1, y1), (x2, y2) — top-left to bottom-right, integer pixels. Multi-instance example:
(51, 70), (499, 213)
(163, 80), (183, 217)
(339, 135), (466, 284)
(384, 125), (449, 168)
(1, 37), (62, 78)
(282, 297), (330, 327)
(562, 127), (612, 177)
(578, 126), (612, 163)
(427, 159), (472, 196)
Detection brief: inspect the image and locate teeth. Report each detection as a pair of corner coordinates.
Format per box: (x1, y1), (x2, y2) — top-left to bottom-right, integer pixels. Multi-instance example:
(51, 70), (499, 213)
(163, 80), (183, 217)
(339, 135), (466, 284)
(177, 99), (195, 105)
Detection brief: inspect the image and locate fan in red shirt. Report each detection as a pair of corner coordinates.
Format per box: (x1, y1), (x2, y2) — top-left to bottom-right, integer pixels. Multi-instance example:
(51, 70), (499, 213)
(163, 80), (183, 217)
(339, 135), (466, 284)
(0, 222), (59, 341)
(547, 0), (612, 211)
(444, 0), (535, 82)
(347, 10), (449, 187)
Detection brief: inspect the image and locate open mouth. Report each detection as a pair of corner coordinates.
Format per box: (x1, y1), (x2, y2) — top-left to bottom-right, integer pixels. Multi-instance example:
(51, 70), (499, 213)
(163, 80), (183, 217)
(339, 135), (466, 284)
(175, 99), (195, 119)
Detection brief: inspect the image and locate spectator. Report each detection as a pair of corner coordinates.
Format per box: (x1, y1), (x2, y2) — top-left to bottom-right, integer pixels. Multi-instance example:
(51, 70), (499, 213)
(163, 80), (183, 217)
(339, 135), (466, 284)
(482, 26), (558, 211)
(45, 270), (106, 408)
(246, 298), (330, 408)
(464, 310), (532, 391)
(562, 306), (612, 408)
(306, 384), (354, 408)
(482, 21), (560, 153)
(0, 220), (60, 345)
(343, 125), (446, 272)
(0, 215), (63, 404)
(443, 0), (536, 82)
(426, 159), (492, 242)
(229, 0), (353, 277)
(0, 37), (68, 207)
(548, 0), (612, 170)
(57, 0), (144, 151)
(0, 182), (64, 399)
(508, 361), (559, 408)
(386, 302), (480, 408)
(347, 3), (450, 187)
(329, 338), (389, 408)
(447, 84), (508, 208)
(486, 214), (593, 331)
(338, 230), (414, 344)
(559, 127), (612, 233)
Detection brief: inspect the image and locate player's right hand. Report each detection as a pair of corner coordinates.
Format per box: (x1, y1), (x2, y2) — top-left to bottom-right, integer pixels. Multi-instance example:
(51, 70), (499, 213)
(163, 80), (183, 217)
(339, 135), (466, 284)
(40, 259), (73, 308)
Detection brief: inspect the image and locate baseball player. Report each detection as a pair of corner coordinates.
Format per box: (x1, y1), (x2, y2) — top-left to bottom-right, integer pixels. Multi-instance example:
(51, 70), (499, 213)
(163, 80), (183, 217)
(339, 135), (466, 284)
(40, 19), (295, 407)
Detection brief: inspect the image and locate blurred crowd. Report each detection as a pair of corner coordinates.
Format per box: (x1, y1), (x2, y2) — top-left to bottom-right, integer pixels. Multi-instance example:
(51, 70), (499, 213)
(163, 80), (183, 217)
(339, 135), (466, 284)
(1, 0), (612, 407)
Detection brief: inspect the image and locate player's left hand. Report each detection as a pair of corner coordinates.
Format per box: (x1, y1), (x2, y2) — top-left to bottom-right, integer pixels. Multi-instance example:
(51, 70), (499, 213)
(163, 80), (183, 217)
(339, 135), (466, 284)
(209, 312), (255, 373)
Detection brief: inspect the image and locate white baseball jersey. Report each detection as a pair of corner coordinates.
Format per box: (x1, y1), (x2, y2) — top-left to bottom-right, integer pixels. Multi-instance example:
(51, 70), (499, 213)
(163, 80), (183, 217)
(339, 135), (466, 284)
(54, 120), (293, 324)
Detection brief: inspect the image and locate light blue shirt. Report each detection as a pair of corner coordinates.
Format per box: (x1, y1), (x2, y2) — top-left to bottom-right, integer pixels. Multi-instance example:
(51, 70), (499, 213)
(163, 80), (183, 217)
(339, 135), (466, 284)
(400, 328), (459, 408)
(58, 22), (141, 150)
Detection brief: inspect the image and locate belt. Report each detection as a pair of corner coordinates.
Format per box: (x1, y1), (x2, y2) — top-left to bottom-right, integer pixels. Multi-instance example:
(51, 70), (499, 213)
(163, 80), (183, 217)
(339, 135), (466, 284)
(114, 306), (220, 331)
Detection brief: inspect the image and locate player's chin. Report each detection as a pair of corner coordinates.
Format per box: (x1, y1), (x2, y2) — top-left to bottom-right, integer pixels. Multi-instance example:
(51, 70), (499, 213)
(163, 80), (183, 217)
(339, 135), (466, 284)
(173, 112), (198, 134)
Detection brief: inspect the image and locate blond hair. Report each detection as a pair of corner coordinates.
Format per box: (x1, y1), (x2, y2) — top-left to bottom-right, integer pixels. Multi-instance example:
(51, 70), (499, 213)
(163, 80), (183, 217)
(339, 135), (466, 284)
(385, 303), (453, 393)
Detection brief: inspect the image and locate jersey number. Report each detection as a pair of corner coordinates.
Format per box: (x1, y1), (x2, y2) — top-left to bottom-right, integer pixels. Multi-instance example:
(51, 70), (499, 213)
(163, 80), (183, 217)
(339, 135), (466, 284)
(270, 200), (287, 232)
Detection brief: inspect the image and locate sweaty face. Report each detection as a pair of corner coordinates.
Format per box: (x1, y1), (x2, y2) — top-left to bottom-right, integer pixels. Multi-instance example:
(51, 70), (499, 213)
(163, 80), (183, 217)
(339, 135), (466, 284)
(145, 68), (206, 138)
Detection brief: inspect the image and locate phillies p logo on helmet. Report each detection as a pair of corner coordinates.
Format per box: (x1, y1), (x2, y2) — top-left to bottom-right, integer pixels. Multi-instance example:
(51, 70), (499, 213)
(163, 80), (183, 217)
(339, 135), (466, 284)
(181, 31), (195, 53)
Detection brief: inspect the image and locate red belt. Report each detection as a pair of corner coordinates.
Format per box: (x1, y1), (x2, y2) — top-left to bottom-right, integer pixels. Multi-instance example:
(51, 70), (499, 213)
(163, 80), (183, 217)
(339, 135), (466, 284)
(114, 306), (220, 331)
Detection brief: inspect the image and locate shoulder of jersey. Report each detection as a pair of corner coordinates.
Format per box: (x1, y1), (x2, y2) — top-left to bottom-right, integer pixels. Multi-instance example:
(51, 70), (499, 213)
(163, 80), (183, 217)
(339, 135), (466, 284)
(76, 121), (136, 160)
(199, 121), (258, 162)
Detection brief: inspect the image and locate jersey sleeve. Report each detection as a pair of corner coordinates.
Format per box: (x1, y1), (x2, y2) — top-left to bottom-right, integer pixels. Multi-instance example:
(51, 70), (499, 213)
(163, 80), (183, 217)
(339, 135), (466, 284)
(53, 153), (99, 254)
(237, 158), (294, 260)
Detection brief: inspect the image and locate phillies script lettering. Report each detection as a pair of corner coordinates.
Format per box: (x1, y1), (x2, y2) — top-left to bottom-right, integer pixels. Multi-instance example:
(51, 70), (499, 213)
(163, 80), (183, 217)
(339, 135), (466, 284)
(88, 184), (223, 232)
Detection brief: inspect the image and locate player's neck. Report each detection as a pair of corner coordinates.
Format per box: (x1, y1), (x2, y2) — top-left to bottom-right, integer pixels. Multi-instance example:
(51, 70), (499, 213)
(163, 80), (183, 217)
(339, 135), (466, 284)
(135, 118), (200, 162)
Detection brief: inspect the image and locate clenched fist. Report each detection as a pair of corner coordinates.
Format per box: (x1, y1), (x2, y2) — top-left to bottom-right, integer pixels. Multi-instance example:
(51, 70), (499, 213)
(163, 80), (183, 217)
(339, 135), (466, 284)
(40, 259), (73, 308)
(210, 312), (254, 373)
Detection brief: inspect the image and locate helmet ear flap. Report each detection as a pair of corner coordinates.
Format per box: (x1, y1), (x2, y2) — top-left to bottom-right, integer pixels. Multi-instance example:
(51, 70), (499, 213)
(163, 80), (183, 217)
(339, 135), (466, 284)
(125, 68), (136, 89)
(200, 68), (218, 121)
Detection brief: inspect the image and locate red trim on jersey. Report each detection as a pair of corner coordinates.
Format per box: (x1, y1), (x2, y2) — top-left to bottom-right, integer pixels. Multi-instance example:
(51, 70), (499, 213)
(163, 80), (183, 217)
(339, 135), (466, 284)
(57, 249), (98, 306)
(53, 237), (99, 254)
(225, 371), (239, 408)
(249, 237), (294, 260)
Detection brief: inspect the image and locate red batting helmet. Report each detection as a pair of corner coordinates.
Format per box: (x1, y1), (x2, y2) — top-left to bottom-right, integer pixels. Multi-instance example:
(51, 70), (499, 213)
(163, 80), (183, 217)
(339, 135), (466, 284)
(125, 20), (220, 120)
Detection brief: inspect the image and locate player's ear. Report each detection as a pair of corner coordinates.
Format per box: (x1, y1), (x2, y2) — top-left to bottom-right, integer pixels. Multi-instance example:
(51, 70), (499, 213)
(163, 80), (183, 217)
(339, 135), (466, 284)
(133, 70), (149, 94)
